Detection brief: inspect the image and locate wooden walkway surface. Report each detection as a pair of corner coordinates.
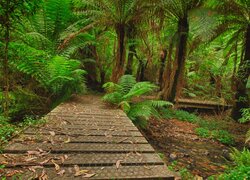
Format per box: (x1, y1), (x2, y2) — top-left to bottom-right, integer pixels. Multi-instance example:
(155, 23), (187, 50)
(1, 95), (174, 179)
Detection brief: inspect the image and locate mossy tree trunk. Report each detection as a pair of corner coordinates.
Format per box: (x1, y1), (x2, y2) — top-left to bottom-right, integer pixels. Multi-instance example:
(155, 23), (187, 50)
(162, 15), (189, 102)
(111, 24), (126, 82)
(231, 25), (250, 120)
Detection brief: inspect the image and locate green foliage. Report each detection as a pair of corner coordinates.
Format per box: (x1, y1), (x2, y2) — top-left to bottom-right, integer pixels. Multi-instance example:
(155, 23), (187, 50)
(217, 148), (250, 180)
(0, 116), (16, 143)
(103, 75), (158, 104)
(219, 165), (250, 180)
(179, 168), (195, 180)
(0, 115), (46, 144)
(230, 148), (250, 167)
(211, 130), (234, 145)
(195, 127), (234, 145)
(103, 75), (172, 128)
(195, 127), (210, 138)
(161, 109), (199, 123)
(239, 108), (250, 123)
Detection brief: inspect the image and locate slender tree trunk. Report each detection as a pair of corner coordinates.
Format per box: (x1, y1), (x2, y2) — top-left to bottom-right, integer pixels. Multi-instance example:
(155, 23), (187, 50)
(162, 16), (189, 102)
(160, 39), (174, 96)
(136, 59), (146, 81)
(125, 43), (135, 74)
(158, 49), (167, 89)
(231, 25), (250, 120)
(111, 24), (126, 82)
(2, 0), (10, 117)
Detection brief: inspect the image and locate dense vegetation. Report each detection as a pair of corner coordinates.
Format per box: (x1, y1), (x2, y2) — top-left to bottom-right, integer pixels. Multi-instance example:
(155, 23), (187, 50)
(0, 0), (249, 179)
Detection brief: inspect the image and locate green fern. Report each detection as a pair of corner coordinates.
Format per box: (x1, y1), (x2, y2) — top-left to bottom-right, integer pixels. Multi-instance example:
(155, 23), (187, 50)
(103, 75), (173, 128)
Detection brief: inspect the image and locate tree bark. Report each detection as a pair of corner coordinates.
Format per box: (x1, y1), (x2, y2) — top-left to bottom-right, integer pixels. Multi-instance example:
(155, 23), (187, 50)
(111, 24), (126, 82)
(125, 43), (135, 75)
(162, 16), (189, 102)
(231, 25), (250, 120)
(158, 48), (167, 89)
(160, 39), (174, 96)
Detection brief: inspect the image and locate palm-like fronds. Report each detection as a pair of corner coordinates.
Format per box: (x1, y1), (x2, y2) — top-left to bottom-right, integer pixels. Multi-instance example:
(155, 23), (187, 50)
(103, 75), (173, 128)
(103, 75), (157, 103)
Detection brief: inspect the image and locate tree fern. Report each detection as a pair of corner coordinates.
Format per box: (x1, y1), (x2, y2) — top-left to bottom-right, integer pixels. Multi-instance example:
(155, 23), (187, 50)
(103, 75), (173, 128)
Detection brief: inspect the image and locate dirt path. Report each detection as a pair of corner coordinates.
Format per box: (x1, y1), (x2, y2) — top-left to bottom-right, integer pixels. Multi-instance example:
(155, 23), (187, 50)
(142, 118), (249, 178)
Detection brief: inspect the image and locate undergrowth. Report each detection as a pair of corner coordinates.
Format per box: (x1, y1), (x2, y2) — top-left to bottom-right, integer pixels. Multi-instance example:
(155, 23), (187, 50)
(161, 109), (235, 145)
(0, 115), (46, 145)
(209, 148), (250, 180)
(103, 75), (173, 128)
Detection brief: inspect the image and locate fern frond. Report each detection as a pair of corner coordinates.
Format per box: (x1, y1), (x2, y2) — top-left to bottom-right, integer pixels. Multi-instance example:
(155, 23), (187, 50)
(102, 92), (123, 105)
(123, 82), (158, 100)
(103, 82), (121, 93)
(118, 75), (137, 94)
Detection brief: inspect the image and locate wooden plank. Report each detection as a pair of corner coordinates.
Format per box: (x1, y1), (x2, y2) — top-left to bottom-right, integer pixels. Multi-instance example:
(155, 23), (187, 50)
(48, 113), (128, 118)
(47, 121), (135, 127)
(5, 165), (174, 180)
(4, 143), (155, 153)
(49, 125), (138, 131)
(14, 135), (148, 144)
(2, 153), (163, 167)
(23, 128), (143, 137)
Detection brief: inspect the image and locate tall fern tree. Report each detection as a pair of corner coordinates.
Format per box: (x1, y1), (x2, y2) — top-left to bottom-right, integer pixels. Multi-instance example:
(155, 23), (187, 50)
(157, 0), (204, 102)
(103, 75), (173, 128)
(0, 0), (40, 116)
(60, 0), (149, 82)
(208, 0), (250, 120)
(22, 0), (73, 52)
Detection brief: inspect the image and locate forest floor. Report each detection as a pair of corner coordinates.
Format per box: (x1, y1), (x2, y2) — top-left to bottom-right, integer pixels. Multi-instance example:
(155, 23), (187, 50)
(141, 114), (249, 178)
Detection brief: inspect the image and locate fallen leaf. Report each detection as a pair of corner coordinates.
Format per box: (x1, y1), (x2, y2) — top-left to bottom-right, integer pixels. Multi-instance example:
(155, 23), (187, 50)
(28, 166), (43, 173)
(116, 160), (123, 169)
(39, 158), (51, 165)
(82, 173), (96, 178)
(74, 165), (89, 177)
(39, 169), (48, 180)
(57, 169), (65, 176)
(75, 170), (89, 177)
(25, 157), (38, 162)
(0, 161), (8, 165)
(136, 152), (142, 156)
(27, 151), (40, 156)
(60, 156), (65, 164)
(6, 170), (23, 177)
(38, 148), (44, 153)
(64, 155), (69, 160)
(52, 160), (60, 171)
(49, 131), (56, 136)
(64, 137), (71, 143)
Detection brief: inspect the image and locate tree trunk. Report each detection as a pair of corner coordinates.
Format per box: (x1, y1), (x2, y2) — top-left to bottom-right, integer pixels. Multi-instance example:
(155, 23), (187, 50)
(162, 16), (189, 102)
(231, 25), (250, 120)
(160, 39), (174, 96)
(111, 24), (126, 82)
(136, 59), (146, 82)
(158, 49), (167, 89)
(125, 43), (135, 75)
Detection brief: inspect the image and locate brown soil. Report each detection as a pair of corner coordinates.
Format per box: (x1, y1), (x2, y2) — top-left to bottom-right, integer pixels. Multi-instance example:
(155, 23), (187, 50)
(141, 118), (249, 178)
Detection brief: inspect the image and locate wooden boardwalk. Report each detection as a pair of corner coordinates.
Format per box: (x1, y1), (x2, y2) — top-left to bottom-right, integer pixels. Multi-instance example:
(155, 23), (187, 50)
(1, 95), (174, 179)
